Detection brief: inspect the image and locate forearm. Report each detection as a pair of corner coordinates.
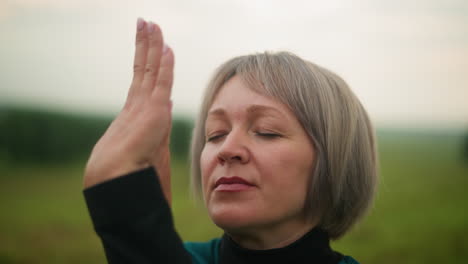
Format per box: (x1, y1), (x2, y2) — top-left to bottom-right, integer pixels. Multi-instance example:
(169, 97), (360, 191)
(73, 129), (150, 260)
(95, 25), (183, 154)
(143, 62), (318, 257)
(83, 167), (191, 264)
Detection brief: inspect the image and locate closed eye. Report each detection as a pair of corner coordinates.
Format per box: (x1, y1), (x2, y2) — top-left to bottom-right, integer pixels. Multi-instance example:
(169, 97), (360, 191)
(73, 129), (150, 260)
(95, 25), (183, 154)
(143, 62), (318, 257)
(207, 133), (226, 142)
(256, 132), (281, 138)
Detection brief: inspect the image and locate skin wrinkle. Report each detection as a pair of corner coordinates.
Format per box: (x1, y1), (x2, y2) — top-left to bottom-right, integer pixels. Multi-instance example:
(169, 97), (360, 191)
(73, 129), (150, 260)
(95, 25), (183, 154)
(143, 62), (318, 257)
(205, 105), (293, 141)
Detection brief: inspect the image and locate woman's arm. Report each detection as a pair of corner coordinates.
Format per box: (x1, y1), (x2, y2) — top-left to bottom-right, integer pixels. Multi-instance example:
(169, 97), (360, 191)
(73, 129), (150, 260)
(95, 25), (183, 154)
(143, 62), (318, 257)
(84, 167), (192, 263)
(83, 18), (186, 263)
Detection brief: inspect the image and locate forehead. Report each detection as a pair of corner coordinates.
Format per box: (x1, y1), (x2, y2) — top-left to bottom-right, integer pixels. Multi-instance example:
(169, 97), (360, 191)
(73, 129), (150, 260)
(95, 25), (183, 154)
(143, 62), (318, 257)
(208, 76), (291, 118)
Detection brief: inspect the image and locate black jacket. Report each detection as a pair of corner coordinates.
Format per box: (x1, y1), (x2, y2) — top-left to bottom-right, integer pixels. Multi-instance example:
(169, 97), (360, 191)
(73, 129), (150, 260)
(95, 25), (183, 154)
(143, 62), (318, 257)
(84, 167), (358, 264)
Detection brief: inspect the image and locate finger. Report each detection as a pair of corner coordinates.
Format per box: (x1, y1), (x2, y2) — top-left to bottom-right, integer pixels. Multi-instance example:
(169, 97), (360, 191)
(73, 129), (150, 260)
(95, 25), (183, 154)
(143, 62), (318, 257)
(152, 45), (174, 104)
(139, 22), (164, 100)
(127, 18), (149, 105)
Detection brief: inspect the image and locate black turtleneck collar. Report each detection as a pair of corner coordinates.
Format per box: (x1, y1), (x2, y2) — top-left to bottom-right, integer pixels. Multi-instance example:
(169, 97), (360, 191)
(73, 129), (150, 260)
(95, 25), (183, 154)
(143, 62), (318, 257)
(219, 228), (343, 264)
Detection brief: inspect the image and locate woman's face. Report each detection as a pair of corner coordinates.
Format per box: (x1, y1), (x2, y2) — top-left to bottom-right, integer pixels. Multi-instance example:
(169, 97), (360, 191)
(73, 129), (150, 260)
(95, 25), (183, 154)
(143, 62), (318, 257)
(200, 76), (316, 236)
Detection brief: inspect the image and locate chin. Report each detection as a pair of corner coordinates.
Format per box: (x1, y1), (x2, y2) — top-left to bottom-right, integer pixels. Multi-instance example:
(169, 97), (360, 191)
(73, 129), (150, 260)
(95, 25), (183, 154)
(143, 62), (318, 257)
(209, 204), (261, 231)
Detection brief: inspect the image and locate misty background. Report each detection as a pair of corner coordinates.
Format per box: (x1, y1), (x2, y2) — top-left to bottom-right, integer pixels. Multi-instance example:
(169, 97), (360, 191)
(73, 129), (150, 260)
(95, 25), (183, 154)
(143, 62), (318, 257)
(1, 0), (467, 128)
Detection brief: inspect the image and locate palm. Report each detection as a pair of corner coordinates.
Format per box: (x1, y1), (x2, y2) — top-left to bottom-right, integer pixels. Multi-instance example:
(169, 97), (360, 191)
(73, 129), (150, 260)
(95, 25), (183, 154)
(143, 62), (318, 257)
(84, 19), (174, 204)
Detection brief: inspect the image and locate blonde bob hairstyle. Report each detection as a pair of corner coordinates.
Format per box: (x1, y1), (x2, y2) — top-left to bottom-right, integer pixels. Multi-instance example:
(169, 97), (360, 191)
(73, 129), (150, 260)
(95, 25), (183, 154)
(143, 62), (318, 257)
(190, 51), (378, 239)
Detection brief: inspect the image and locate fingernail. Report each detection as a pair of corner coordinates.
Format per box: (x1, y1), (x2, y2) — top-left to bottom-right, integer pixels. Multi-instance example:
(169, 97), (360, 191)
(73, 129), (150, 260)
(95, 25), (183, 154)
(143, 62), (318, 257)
(147, 21), (155, 33)
(137, 17), (145, 31)
(163, 43), (169, 54)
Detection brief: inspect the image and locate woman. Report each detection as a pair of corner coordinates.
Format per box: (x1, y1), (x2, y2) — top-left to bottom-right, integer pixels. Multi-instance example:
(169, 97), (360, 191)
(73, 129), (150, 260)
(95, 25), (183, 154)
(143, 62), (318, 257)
(83, 18), (378, 264)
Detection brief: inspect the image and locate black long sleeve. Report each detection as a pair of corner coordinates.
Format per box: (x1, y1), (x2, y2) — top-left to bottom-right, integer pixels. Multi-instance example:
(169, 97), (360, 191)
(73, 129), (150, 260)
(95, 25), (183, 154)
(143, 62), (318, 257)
(83, 167), (192, 264)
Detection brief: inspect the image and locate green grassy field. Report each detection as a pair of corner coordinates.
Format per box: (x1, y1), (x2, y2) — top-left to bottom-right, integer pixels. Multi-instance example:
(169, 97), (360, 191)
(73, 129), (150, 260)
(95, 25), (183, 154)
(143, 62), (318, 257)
(0, 130), (467, 263)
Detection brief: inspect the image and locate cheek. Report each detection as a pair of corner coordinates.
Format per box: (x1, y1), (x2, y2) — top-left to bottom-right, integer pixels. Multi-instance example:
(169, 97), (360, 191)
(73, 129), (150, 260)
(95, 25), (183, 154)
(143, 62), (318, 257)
(200, 146), (217, 194)
(266, 144), (314, 189)
(268, 148), (313, 211)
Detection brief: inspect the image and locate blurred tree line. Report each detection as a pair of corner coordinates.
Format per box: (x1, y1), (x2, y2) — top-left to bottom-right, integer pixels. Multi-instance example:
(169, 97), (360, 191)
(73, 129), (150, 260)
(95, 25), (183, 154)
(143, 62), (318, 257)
(1, 106), (467, 165)
(465, 131), (468, 163)
(0, 107), (193, 165)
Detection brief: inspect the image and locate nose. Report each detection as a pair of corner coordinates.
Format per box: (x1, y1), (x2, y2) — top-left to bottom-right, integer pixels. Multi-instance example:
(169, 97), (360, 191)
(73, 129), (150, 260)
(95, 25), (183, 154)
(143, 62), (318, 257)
(217, 131), (250, 165)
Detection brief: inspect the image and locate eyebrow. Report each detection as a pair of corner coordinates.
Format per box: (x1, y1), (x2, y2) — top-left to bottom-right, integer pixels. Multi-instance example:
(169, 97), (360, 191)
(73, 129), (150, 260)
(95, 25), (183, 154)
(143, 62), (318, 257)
(207, 104), (288, 119)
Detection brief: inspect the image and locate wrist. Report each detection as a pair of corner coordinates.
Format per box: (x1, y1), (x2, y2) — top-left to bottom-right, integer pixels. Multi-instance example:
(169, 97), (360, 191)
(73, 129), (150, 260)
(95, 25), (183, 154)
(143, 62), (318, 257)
(83, 160), (151, 188)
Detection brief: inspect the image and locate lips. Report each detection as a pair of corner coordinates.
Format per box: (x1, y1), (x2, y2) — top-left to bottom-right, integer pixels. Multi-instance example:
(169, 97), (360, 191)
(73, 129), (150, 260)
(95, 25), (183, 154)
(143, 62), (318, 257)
(214, 176), (255, 192)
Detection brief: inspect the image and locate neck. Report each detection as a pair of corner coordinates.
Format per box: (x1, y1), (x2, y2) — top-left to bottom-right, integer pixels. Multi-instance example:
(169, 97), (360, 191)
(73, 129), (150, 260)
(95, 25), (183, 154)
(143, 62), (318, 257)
(226, 217), (318, 250)
(219, 225), (344, 264)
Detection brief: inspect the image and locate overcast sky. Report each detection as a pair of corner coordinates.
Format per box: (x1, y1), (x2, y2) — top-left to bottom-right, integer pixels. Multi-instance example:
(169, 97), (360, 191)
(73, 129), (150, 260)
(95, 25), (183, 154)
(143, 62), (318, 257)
(0, 0), (467, 129)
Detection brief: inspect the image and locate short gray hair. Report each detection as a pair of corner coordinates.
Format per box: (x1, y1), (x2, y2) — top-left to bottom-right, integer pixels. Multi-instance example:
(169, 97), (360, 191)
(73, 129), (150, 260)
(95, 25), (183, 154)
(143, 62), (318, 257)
(190, 51), (378, 239)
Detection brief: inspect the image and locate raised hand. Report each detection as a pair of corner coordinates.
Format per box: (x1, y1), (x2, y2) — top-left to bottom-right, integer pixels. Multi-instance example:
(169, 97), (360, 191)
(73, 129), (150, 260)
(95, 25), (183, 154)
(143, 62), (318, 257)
(83, 18), (174, 204)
